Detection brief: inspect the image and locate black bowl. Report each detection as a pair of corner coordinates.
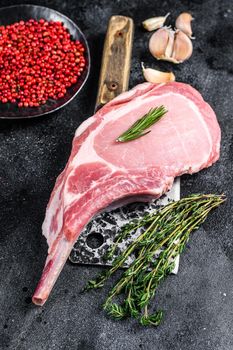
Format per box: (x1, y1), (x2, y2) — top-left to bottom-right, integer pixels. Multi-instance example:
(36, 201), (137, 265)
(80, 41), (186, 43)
(0, 4), (90, 119)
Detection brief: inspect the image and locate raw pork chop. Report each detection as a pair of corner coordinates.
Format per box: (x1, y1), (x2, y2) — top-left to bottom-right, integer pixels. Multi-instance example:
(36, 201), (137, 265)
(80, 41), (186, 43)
(33, 82), (220, 305)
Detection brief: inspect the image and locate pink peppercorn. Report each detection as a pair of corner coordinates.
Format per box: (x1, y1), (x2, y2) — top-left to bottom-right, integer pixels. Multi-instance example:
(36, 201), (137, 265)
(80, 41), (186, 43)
(0, 19), (86, 107)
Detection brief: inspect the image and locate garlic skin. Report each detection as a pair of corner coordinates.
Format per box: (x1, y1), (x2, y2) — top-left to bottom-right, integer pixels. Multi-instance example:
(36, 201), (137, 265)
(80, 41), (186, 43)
(142, 13), (170, 32)
(149, 27), (193, 64)
(172, 30), (193, 63)
(175, 12), (194, 38)
(141, 62), (175, 83)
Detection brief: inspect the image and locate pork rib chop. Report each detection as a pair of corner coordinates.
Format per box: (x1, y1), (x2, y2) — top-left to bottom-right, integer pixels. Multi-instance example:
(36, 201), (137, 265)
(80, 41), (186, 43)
(32, 82), (220, 305)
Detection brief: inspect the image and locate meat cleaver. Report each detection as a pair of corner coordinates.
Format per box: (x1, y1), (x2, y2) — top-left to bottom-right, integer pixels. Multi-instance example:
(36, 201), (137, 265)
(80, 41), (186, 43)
(69, 15), (180, 273)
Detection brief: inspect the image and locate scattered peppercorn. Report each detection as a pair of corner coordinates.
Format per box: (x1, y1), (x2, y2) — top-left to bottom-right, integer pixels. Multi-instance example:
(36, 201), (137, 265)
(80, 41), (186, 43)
(0, 19), (86, 107)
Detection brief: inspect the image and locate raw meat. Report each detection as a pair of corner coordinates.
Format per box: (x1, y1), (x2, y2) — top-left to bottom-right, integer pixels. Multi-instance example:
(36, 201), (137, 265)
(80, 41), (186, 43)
(32, 82), (221, 305)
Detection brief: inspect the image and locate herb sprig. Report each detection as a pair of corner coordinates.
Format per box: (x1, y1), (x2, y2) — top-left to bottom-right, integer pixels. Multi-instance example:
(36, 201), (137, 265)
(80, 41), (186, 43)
(116, 105), (167, 142)
(85, 194), (225, 326)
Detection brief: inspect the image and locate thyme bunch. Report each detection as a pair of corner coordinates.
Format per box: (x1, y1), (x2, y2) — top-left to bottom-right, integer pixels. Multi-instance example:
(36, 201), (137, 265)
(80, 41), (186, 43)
(85, 194), (225, 326)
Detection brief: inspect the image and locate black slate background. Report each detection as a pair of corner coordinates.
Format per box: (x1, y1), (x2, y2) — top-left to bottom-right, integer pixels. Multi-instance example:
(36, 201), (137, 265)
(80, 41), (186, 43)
(0, 0), (233, 349)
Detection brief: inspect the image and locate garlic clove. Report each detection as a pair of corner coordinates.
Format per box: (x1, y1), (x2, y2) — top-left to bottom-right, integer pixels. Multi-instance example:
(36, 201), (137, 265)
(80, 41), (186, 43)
(172, 30), (193, 63)
(149, 27), (174, 60)
(141, 62), (175, 83)
(175, 12), (194, 38)
(142, 13), (170, 32)
(165, 28), (175, 58)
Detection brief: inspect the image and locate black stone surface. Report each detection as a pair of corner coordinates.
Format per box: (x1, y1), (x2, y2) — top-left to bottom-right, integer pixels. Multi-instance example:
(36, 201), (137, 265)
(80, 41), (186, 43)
(0, 0), (233, 349)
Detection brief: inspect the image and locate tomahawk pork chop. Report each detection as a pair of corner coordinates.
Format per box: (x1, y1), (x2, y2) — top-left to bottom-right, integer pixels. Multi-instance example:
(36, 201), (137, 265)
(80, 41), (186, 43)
(33, 82), (220, 305)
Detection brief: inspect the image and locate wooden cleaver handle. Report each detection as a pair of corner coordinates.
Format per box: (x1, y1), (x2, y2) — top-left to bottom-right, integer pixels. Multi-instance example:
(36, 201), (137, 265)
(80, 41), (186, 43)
(95, 15), (134, 111)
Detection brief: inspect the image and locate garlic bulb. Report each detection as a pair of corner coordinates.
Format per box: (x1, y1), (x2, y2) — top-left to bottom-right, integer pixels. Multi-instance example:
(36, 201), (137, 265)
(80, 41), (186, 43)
(149, 27), (193, 64)
(141, 62), (175, 83)
(175, 12), (194, 38)
(142, 13), (170, 32)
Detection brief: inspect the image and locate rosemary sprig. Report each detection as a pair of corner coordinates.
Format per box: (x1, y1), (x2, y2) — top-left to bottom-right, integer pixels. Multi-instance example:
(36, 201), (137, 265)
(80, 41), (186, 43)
(116, 105), (167, 142)
(85, 194), (225, 326)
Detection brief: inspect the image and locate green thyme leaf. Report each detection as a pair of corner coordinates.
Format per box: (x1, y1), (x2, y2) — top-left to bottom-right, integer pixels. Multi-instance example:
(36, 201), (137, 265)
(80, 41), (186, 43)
(103, 302), (127, 320)
(140, 311), (163, 326)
